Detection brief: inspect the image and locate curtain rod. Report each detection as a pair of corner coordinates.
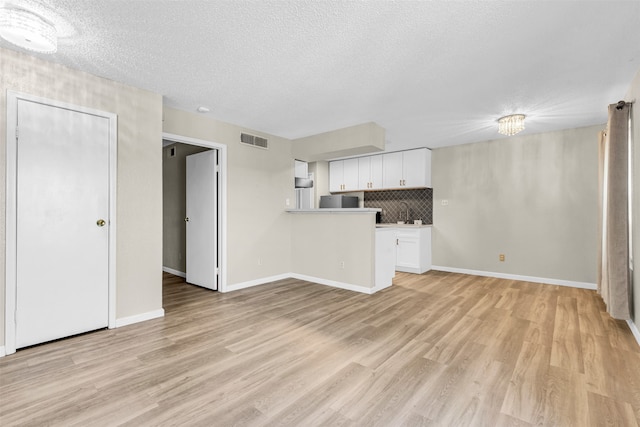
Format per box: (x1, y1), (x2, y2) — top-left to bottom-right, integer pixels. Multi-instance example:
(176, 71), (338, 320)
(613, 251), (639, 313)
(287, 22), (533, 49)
(616, 100), (634, 110)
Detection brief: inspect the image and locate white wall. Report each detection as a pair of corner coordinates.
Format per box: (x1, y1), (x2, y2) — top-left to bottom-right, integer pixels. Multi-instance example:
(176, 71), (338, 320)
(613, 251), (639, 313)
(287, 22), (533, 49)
(0, 47), (163, 346)
(432, 124), (601, 285)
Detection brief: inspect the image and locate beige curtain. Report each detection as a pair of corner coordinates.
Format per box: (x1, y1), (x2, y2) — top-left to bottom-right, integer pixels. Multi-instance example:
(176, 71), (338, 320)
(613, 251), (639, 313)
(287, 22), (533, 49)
(597, 102), (631, 320)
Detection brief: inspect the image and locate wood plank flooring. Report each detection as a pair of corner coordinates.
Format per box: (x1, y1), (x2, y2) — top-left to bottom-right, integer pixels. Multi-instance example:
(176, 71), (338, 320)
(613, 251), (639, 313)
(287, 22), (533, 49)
(1, 271), (639, 426)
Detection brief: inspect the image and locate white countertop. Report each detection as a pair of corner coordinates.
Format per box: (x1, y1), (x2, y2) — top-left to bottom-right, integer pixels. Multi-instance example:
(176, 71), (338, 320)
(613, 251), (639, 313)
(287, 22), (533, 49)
(286, 208), (381, 214)
(376, 223), (432, 228)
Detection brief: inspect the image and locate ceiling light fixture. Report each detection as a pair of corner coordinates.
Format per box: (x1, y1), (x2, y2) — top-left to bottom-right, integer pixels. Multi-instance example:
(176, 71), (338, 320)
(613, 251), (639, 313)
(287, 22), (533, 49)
(197, 106), (210, 113)
(0, 8), (57, 53)
(497, 114), (526, 136)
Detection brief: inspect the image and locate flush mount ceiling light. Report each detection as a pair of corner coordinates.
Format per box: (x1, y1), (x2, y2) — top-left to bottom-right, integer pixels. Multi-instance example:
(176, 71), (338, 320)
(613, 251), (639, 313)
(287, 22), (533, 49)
(0, 8), (57, 53)
(497, 114), (526, 136)
(197, 106), (211, 113)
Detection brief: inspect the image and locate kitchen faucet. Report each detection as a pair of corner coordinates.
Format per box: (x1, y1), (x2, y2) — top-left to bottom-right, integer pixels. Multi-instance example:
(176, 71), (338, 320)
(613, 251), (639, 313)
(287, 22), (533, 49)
(399, 201), (409, 222)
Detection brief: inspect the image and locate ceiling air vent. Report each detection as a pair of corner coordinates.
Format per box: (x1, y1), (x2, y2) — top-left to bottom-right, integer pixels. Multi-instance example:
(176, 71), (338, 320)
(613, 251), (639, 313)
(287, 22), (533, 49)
(240, 133), (268, 149)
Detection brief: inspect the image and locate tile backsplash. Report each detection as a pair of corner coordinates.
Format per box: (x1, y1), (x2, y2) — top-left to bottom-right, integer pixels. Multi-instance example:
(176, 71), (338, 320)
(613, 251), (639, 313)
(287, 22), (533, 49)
(364, 188), (433, 224)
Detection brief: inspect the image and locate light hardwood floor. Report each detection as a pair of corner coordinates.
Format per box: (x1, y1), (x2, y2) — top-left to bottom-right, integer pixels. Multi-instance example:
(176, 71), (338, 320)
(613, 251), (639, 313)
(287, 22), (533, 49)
(1, 271), (639, 426)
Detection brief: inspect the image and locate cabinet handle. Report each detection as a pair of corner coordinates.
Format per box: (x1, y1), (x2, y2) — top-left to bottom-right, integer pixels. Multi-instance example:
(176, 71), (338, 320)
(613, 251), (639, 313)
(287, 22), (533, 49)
(396, 239), (399, 245)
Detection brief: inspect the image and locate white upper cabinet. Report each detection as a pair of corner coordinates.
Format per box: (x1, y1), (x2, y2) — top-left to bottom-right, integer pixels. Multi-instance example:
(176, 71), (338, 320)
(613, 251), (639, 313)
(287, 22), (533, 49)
(358, 155), (383, 190)
(383, 148), (431, 189)
(294, 160), (308, 178)
(382, 152), (403, 188)
(402, 148), (431, 188)
(330, 148), (431, 193)
(330, 158), (359, 192)
(329, 160), (343, 192)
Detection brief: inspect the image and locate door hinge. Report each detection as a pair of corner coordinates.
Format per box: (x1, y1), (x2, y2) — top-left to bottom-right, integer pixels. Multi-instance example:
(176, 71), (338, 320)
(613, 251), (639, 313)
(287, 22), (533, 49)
(215, 267), (220, 275)
(215, 165), (220, 173)
(15, 127), (19, 140)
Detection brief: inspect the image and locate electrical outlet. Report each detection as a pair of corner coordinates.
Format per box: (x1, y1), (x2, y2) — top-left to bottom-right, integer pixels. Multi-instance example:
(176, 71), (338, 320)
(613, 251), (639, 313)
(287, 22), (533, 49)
(499, 254), (505, 262)
(441, 199), (449, 206)
(285, 198), (290, 207)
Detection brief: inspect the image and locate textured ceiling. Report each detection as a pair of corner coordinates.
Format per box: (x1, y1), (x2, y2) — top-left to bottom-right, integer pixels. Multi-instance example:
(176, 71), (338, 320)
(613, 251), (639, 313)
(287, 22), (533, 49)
(2, 1), (640, 152)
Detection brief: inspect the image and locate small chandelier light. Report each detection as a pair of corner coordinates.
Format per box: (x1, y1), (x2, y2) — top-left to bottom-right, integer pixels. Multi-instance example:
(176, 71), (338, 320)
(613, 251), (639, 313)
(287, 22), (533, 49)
(0, 8), (57, 53)
(497, 114), (526, 136)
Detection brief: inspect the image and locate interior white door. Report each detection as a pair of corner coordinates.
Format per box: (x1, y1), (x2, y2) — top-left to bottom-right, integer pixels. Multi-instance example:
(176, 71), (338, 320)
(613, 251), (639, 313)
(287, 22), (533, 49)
(16, 99), (110, 349)
(186, 150), (218, 290)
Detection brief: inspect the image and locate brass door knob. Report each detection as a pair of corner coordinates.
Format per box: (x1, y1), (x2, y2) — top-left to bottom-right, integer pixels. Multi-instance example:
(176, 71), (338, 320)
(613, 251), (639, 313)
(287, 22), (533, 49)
(96, 219), (106, 227)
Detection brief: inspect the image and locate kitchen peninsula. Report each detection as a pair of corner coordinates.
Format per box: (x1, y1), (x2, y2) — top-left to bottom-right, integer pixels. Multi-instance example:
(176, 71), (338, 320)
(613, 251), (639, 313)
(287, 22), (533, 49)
(287, 208), (395, 294)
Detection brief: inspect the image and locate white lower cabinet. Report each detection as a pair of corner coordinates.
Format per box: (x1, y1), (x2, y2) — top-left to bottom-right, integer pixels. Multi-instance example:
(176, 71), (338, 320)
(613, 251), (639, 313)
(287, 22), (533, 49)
(393, 227), (431, 274)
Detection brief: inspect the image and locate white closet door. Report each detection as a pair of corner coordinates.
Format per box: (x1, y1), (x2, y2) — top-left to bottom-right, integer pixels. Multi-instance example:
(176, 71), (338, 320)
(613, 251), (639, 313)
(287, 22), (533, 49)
(16, 99), (110, 348)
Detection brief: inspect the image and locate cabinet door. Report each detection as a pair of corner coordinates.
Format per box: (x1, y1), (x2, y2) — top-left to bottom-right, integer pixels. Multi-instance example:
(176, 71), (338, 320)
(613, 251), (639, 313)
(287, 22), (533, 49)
(329, 160), (343, 192)
(370, 155), (383, 189)
(402, 149), (428, 188)
(358, 157), (371, 190)
(396, 234), (420, 269)
(294, 160), (308, 179)
(343, 158), (359, 191)
(383, 152), (403, 188)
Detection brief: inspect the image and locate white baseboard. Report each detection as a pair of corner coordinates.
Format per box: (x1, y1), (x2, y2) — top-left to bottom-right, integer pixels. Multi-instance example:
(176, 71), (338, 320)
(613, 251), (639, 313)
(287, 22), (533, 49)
(0, 346), (5, 358)
(370, 281), (393, 294)
(431, 265), (597, 290)
(223, 273), (292, 293)
(162, 266), (186, 278)
(114, 308), (165, 328)
(291, 273), (378, 294)
(224, 272), (382, 295)
(628, 320), (640, 349)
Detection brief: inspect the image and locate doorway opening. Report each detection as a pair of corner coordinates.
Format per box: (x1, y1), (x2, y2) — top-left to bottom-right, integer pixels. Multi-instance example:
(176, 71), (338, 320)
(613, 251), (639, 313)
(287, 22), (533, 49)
(161, 133), (227, 294)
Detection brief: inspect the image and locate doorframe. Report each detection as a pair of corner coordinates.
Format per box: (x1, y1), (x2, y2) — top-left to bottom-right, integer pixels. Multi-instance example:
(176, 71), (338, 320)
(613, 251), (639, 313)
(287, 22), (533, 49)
(5, 91), (118, 355)
(162, 132), (227, 292)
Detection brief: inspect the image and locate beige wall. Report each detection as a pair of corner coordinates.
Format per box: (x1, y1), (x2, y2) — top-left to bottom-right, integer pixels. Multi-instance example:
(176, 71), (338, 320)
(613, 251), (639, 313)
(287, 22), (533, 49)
(0, 47), (163, 346)
(293, 122), (385, 161)
(291, 213), (375, 288)
(162, 143), (210, 272)
(628, 67), (640, 332)
(432, 124), (601, 284)
(162, 108), (294, 285)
